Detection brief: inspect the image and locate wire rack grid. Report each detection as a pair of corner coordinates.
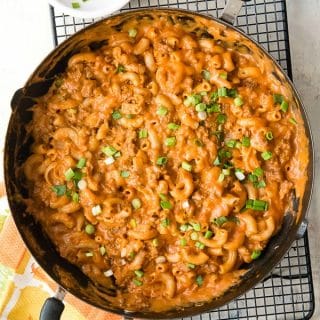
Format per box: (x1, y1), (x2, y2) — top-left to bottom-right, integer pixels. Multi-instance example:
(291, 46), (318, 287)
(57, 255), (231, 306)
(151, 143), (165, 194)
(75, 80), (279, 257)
(50, 1), (314, 319)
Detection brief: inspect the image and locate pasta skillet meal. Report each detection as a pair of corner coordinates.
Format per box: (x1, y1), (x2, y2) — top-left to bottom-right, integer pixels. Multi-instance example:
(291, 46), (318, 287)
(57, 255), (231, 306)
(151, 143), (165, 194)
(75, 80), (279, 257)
(23, 11), (309, 312)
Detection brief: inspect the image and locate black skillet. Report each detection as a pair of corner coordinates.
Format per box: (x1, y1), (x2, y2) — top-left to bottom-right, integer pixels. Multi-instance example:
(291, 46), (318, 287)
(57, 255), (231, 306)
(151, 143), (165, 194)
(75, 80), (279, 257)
(4, 1), (314, 319)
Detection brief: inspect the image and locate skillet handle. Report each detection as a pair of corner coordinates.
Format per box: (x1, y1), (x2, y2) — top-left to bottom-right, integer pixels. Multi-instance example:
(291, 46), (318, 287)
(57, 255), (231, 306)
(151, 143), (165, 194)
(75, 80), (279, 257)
(40, 297), (64, 320)
(220, 0), (251, 25)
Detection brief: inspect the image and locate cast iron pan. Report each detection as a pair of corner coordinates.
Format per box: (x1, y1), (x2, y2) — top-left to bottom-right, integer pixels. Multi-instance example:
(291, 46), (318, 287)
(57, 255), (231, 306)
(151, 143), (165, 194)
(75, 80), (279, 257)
(4, 2), (314, 320)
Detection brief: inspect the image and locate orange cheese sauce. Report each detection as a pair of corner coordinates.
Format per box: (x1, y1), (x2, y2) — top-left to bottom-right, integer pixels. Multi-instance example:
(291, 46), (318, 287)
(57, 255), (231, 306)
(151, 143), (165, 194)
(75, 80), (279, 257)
(22, 11), (309, 312)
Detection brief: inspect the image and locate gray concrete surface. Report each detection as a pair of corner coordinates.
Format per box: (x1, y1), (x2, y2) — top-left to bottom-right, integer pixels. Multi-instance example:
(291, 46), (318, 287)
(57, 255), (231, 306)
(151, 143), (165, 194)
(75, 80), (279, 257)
(287, 1), (320, 318)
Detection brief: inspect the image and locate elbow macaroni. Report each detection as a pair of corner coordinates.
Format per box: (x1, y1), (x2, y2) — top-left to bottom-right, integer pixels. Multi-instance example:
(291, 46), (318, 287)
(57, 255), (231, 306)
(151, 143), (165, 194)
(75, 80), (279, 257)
(22, 11), (309, 313)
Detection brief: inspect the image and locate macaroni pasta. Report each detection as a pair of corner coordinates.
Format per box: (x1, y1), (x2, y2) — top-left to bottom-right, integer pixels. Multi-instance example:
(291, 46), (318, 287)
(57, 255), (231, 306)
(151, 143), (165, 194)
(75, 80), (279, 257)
(22, 11), (309, 312)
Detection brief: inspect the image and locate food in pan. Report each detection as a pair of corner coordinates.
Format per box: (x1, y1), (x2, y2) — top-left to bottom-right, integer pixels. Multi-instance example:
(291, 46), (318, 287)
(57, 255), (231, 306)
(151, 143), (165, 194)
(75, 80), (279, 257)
(22, 12), (309, 312)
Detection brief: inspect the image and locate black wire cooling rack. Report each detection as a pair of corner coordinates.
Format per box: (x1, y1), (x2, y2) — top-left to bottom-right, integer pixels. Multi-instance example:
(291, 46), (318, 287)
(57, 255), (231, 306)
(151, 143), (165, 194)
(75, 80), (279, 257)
(50, 1), (315, 319)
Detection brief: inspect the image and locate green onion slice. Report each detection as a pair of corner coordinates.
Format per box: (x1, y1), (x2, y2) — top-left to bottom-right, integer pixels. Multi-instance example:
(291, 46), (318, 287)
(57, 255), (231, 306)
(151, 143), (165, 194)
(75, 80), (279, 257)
(196, 275), (203, 286)
(265, 131), (274, 141)
(251, 250), (261, 260)
(157, 105), (168, 116)
(261, 151), (272, 160)
(112, 110), (122, 120)
(76, 157), (86, 169)
(132, 198), (142, 210)
(138, 129), (148, 139)
(85, 224), (95, 235)
(156, 156), (168, 166)
(168, 123), (180, 130)
(165, 136), (177, 147)
(181, 161), (192, 172)
(64, 168), (75, 181)
(52, 185), (67, 196)
(202, 70), (211, 80)
(245, 199), (268, 211)
(128, 28), (138, 37)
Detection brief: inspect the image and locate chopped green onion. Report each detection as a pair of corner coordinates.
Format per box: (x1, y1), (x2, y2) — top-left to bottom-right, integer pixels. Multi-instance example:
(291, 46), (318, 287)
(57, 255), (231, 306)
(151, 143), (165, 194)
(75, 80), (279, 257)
(204, 230), (213, 239)
(194, 139), (204, 147)
(156, 156), (168, 166)
(245, 199), (268, 211)
(217, 173), (225, 182)
(218, 87), (227, 97)
(261, 151), (272, 160)
(222, 168), (230, 176)
(213, 216), (228, 226)
(116, 64), (125, 73)
(210, 91), (219, 102)
(242, 136), (251, 147)
(72, 2), (80, 8)
(160, 201), (173, 210)
(289, 117), (297, 125)
(114, 151), (121, 158)
(196, 275), (204, 286)
(138, 129), (148, 139)
(251, 250), (261, 260)
(120, 170), (130, 178)
(99, 246), (106, 256)
(180, 224), (189, 232)
(195, 103), (207, 112)
(76, 157), (86, 169)
(200, 91), (207, 96)
(152, 238), (159, 247)
(180, 238), (187, 246)
(112, 110), (122, 120)
(219, 72), (228, 80)
(190, 222), (201, 231)
(265, 131), (274, 141)
(217, 113), (227, 124)
(187, 263), (196, 269)
(134, 270), (144, 278)
(72, 192), (79, 203)
(195, 241), (205, 250)
(253, 167), (264, 177)
(226, 139), (237, 148)
(52, 185), (67, 196)
(206, 103), (221, 113)
(73, 170), (83, 182)
(132, 198), (142, 210)
(227, 88), (238, 98)
(133, 279), (143, 286)
(234, 96), (244, 107)
(64, 168), (75, 181)
(202, 70), (211, 80)
(129, 252), (136, 259)
(273, 94), (284, 104)
(159, 193), (168, 201)
(254, 180), (266, 188)
(102, 146), (118, 157)
(213, 157), (221, 166)
(184, 94), (202, 107)
(157, 105), (168, 116)
(248, 173), (258, 183)
(128, 28), (138, 37)
(168, 123), (180, 130)
(190, 232), (198, 240)
(280, 100), (289, 112)
(161, 218), (170, 227)
(165, 136), (177, 147)
(130, 218), (137, 228)
(218, 148), (232, 159)
(85, 224), (95, 235)
(235, 169), (246, 181)
(181, 161), (192, 172)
